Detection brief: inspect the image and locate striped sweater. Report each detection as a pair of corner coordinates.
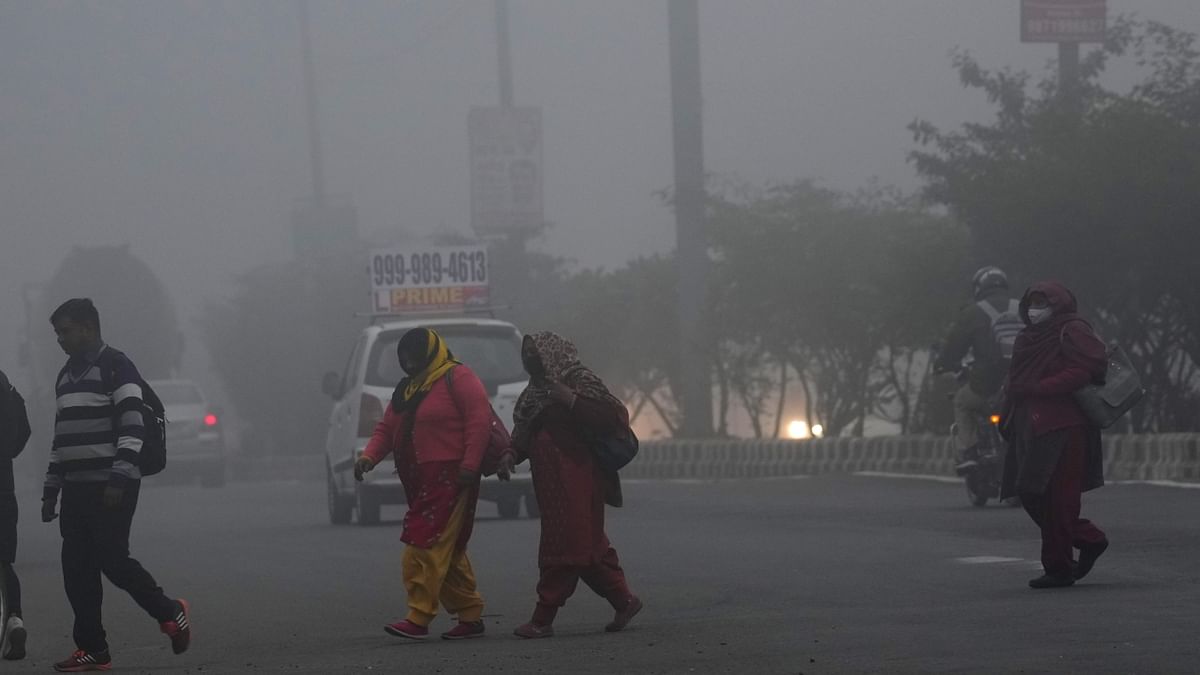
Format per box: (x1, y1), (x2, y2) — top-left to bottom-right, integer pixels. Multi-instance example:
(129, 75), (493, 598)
(44, 345), (144, 496)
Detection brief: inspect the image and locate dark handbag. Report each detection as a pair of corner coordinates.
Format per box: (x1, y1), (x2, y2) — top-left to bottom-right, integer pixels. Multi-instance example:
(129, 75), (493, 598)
(443, 367), (513, 476)
(587, 426), (639, 473)
(1072, 342), (1145, 429)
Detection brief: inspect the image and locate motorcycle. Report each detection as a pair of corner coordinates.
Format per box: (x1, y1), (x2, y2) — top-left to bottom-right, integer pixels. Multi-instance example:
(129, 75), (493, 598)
(952, 405), (1005, 507)
(941, 364), (1020, 508)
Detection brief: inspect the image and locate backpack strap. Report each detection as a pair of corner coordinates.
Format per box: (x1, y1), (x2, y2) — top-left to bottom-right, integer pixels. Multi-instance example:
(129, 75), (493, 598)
(976, 299), (1003, 322)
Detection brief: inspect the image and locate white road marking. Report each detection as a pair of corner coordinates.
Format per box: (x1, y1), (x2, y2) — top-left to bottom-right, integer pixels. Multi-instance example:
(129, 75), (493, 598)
(1110, 480), (1200, 490)
(623, 476), (808, 485)
(857, 472), (1200, 490)
(955, 556), (1025, 565)
(854, 471), (961, 484)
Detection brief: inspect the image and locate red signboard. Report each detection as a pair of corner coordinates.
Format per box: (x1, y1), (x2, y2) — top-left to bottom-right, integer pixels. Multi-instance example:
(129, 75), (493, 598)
(1021, 0), (1107, 43)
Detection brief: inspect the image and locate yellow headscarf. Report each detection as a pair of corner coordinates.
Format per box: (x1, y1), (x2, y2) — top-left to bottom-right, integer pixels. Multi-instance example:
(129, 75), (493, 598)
(393, 328), (460, 411)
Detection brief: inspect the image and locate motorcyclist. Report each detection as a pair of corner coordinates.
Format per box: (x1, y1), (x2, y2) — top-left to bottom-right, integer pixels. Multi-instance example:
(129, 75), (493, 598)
(934, 266), (1021, 471)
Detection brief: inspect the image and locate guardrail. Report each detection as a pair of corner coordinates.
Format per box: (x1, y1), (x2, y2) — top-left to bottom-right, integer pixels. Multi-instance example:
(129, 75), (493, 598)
(627, 434), (1200, 483)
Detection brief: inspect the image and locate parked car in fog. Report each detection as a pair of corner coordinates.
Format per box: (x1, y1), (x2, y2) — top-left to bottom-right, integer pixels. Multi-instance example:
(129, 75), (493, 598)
(148, 379), (226, 487)
(322, 317), (537, 525)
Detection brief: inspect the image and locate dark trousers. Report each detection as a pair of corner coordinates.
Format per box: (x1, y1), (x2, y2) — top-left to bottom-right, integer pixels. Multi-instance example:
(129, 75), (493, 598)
(532, 547), (632, 625)
(60, 482), (175, 653)
(1, 563), (19, 619)
(1020, 429), (1107, 577)
(1, 460), (20, 618)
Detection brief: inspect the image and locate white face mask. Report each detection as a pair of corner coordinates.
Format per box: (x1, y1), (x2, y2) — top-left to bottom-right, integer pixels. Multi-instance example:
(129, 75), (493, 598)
(1027, 307), (1052, 325)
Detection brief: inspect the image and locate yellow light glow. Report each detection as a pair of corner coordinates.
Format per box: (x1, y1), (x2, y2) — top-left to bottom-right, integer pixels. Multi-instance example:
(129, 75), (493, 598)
(990, 414), (1002, 425)
(786, 420), (809, 439)
(811, 424), (825, 438)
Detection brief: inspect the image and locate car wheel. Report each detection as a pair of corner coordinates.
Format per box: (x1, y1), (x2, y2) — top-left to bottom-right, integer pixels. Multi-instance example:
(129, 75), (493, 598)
(328, 465), (353, 525)
(356, 485), (381, 525)
(497, 496), (520, 519)
(524, 492), (540, 519)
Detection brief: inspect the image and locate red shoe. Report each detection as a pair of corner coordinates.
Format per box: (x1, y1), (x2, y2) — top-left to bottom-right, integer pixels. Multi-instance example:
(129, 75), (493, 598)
(441, 620), (485, 640)
(160, 599), (192, 654)
(384, 620), (428, 640)
(605, 596), (643, 632)
(53, 649), (112, 672)
(513, 622), (554, 639)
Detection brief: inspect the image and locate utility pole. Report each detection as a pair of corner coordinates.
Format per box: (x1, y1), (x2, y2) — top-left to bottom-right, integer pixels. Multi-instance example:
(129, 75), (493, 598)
(1058, 40), (1081, 114)
(298, 0), (326, 209)
(668, 0), (712, 438)
(496, 0), (514, 109)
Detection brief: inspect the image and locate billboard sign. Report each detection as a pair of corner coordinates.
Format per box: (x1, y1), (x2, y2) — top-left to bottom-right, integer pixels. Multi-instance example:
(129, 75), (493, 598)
(468, 106), (543, 236)
(1021, 0), (1107, 43)
(369, 245), (490, 314)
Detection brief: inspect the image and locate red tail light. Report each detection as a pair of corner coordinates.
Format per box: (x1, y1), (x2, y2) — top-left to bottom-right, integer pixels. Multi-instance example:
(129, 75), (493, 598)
(358, 394), (384, 438)
(204, 413), (219, 427)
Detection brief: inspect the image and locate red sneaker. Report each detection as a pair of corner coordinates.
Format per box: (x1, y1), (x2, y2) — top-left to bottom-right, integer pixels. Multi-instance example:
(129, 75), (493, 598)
(605, 595), (643, 632)
(513, 622), (554, 639)
(441, 620), (485, 640)
(384, 620), (428, 640)
(53, 649), (112, 672)
(160, 599), (191, 654)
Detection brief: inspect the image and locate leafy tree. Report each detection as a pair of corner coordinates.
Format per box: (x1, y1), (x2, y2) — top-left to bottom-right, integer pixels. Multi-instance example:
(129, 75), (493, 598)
(910, 18), (1200, 431)
(708, 181), (966, 436)
(41, 244), (183, 381)
(200, 248), (368, 456)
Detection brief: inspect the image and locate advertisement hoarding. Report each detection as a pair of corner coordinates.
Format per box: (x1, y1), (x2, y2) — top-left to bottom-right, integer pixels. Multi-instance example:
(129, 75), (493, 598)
(369, 246), (490, 314)
(1021, 0), (1107, 43)
(468, 106), (543, 236)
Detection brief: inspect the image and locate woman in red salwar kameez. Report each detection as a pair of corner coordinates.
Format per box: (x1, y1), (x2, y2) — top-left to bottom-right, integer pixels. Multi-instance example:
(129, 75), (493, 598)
(506, 331), (642, 639)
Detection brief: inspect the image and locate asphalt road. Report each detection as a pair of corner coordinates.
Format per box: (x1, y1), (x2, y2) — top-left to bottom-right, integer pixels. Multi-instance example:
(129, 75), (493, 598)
(6, 472), (1200, 673)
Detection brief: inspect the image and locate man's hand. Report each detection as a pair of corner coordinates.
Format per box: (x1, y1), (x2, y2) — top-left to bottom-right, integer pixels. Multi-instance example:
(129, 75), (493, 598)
(548, 381), (577, 408)
(41, 498), (58, 523)
(103, 485), (124, 509)
(354, 456), (375, 482)
(496, 452), (516, 482)
(457, 468), (479, 487)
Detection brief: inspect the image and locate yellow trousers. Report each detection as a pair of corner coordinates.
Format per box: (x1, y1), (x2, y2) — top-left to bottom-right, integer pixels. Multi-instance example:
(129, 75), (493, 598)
(402, 493), (484, 626)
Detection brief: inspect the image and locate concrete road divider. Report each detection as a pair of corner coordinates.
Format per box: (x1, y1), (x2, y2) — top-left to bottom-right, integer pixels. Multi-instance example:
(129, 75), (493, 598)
(627, 435), (1200, 484)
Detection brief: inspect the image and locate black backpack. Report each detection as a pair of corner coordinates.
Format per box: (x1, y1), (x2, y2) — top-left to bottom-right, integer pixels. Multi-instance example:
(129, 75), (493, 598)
(98, 351), (167, 477)
(0, 371), (32, 460)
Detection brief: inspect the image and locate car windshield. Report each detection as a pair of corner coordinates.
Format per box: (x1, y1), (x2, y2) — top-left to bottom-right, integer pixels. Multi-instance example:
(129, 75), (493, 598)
(367, 325), (525, 390)
(153, 382), (204, 405)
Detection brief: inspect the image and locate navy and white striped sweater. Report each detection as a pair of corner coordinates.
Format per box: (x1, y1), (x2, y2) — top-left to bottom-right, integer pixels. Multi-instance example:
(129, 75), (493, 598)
(44, 345), (144, 496)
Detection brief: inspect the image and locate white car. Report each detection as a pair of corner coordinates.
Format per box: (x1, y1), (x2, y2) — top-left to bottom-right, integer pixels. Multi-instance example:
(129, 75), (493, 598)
(322, 317), (535, 525)
(147, 379), (226, 487)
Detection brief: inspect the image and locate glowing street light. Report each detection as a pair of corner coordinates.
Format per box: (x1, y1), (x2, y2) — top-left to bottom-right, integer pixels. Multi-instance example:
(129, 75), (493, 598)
(786, 419), (809, 439)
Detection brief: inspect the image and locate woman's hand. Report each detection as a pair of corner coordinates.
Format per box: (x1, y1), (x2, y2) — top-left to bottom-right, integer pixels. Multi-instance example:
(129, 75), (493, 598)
(496, 451), (516, 482)
(354, 456), (375, 482)
(548, 381), (577, 408)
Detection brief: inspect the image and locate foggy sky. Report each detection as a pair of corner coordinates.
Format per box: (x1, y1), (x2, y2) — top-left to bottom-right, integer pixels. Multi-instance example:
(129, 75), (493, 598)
(3, 0), (1198, 391)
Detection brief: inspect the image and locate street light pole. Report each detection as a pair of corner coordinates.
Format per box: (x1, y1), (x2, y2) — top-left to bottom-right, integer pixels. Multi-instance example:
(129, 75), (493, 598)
(496, 0), (514, 109)
(298, 0), (326, 209)
(668, 0), (712, 438)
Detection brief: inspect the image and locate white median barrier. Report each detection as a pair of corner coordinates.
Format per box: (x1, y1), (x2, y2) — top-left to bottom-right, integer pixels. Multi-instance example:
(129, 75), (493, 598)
(632, 435), (1200, 485)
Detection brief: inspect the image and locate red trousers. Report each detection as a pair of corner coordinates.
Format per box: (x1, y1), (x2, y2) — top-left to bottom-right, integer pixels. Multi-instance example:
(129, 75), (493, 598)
(1020, 428), (1107, 576)
(532, 547), (632, 625)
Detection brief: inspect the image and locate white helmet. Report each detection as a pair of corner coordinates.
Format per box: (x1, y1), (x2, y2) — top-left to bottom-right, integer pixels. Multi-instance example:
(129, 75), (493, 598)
(972, 266), (1009, 300)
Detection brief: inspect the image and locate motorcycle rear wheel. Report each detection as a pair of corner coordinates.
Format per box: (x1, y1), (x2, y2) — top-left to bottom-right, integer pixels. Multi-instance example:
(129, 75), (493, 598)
(965, 476), (989, 507)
